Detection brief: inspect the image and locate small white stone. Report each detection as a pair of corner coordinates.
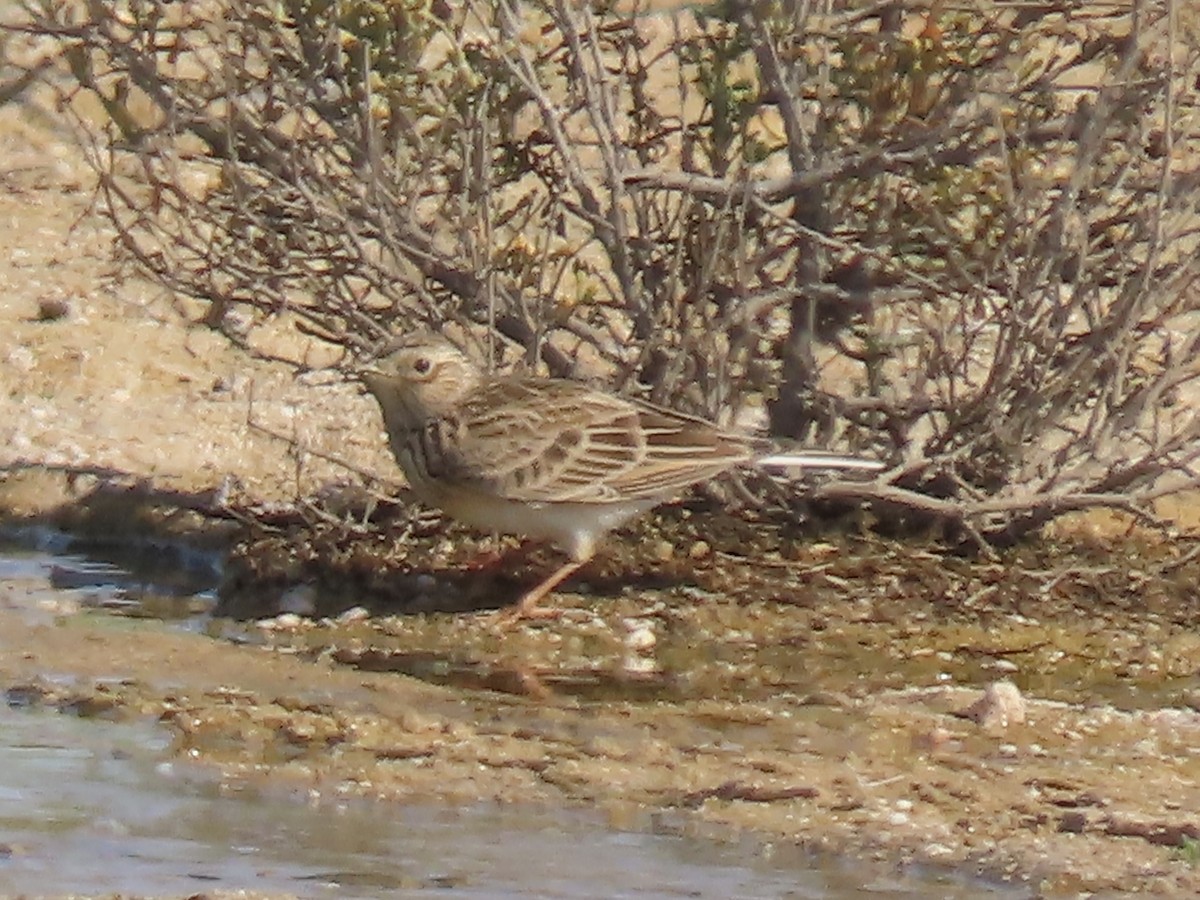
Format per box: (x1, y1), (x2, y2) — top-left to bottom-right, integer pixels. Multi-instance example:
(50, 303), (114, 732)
(624, 623), (657, 653)
(272, 612), (304, 630)
(622, 655), (659, 675)
(7, 345), (35, 371)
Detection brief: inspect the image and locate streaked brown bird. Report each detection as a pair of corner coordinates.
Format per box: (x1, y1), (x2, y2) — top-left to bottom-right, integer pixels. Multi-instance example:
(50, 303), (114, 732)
(361, 332), (882, 621)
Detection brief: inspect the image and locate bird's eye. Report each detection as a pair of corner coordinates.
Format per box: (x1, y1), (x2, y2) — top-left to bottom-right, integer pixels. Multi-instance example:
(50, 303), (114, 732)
(413, 356), (433, 375)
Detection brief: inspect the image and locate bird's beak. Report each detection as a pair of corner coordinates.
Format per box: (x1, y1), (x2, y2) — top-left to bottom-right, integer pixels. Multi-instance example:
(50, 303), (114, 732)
(352, 358), (387, 395)
(357, 365), (382, 392)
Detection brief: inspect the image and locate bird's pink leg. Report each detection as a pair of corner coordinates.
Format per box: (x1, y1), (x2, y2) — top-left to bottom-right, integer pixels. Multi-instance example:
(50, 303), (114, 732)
(491, 557), (588, 626)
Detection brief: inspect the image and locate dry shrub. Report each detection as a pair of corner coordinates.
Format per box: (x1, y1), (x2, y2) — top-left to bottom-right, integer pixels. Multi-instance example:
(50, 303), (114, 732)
(7, 0), (1200, 546)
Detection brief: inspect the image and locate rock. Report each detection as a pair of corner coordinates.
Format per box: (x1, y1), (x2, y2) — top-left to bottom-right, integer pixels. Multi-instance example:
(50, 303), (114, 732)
(1059, 811), (1090, 833)
(622, 619), (657, 653)
(962, 680), (1026, 730)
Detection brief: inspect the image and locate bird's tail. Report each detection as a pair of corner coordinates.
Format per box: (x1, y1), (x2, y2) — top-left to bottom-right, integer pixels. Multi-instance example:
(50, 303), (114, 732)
(754, 449), (884, 472)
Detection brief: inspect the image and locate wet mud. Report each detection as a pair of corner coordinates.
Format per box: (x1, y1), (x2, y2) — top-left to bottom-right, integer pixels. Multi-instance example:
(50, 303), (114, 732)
(2, 492), (1199, 897)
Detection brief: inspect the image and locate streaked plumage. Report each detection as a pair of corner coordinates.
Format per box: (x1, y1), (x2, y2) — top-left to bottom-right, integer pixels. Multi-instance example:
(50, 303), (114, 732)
(360, 332), (882, 621)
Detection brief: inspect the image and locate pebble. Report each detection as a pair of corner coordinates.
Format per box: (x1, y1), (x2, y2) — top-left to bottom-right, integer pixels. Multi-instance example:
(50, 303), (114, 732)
(622, 620), (657, 653)
(913, 726), (955, 752)
(261, 612), (304, 631)
(6, 345), (34, 371)
(1059, 811), (1089, 833)
(622, 655), (659, 675)
(36, 596), (81, 616)
(962, 680), (1027, 730)
(36, 296), (71, 321)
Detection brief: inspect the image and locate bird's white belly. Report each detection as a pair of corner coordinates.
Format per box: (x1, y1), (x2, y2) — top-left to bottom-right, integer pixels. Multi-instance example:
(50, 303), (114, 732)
(435, 488), (658, 561)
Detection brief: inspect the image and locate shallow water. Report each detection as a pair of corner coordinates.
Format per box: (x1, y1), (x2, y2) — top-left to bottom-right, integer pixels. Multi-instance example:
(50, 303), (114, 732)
(0, 704), (1020, 899)
(0, 525), (220, 623)
(0, 535), (1026, 898)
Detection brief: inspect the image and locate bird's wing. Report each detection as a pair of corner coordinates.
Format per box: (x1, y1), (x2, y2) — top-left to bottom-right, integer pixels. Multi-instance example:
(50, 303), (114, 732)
(440, 378), (752, 504)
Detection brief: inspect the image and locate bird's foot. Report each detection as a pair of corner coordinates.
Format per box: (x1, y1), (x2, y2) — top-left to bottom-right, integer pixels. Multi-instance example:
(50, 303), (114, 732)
(486, 601), (564, 629)
(485, 557), (588, 629)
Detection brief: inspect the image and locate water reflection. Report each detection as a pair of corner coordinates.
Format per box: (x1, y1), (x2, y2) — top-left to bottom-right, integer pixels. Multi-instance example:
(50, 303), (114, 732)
(0, 527), (218, 623)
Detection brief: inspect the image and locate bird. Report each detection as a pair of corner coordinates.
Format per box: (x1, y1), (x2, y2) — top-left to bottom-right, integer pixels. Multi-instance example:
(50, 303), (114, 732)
(359, 332), (883, 622)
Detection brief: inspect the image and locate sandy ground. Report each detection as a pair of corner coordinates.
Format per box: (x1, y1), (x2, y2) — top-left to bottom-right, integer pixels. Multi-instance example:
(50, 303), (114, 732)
(2, 69), (1200, 900)
(0, 181), (386, 506)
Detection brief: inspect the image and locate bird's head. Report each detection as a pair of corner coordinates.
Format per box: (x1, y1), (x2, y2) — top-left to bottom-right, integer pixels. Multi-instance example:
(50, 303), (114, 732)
(359, 332), (482, 425)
